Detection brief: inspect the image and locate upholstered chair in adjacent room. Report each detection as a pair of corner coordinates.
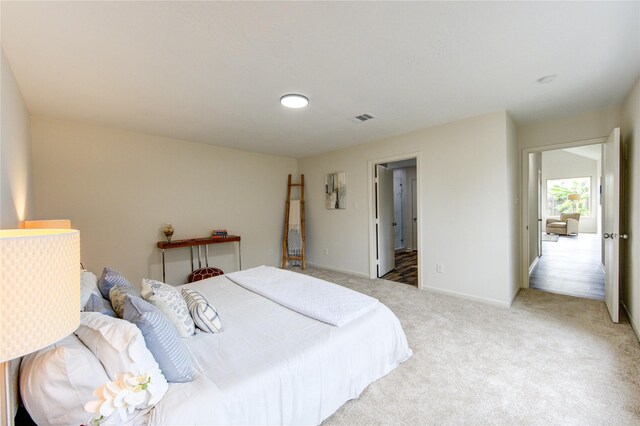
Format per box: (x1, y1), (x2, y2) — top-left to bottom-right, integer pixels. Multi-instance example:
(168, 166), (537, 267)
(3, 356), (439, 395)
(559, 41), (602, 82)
(546, 213), (581, 236)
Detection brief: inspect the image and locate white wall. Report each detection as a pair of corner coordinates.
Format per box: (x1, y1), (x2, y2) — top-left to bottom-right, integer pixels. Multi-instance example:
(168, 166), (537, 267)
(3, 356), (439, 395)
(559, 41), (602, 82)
(506, 114), (520, 302)
(298, 111), (518, 306)
(519, 106), (621, 150)
(0, 48), (33, 421)
(1, 49), (33, 228)
(541, 149), (599, 233)
(621, 76), (640, 340)
(31, 117), (297, 286)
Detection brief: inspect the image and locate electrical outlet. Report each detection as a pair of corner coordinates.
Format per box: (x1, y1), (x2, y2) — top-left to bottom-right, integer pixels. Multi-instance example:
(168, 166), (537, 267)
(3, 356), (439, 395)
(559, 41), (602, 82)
(324, 248), (329, 256)
(436, 264), (444, 273)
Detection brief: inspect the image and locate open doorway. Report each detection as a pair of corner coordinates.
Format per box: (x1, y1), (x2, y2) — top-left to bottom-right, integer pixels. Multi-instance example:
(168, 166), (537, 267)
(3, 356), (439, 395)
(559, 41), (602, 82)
(371, 157), (418, 287)
(527, 144), (604, 300)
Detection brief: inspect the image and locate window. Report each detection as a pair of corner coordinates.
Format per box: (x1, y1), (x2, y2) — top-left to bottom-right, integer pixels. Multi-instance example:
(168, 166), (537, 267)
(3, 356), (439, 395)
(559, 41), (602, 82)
(546, 177), (590, 216)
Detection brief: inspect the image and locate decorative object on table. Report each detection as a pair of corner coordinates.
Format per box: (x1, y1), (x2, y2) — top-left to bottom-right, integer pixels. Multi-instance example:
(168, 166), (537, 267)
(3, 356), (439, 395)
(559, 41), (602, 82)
(325, 171), (346, 209)
(0, 228), (81, 425)
(163, 224), (174, 242)
(211, 229), (228, 238)
(282, 174), (306, 269)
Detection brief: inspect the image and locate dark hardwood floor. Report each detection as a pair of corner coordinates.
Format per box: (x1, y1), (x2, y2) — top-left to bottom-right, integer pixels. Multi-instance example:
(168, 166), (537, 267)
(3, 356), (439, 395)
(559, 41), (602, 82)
(529, 233), (604, 300)
(381, 250), (418, 287)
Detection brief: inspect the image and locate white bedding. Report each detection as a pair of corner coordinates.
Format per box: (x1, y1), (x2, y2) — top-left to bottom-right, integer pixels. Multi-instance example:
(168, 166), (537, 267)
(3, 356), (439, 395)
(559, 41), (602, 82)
(148, 274), (412, 425)
(226, 265), (379, 326)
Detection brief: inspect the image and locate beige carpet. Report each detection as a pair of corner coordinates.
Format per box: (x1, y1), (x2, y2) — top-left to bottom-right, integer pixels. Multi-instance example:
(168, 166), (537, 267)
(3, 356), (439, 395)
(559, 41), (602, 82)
(299, 267), (640, 425)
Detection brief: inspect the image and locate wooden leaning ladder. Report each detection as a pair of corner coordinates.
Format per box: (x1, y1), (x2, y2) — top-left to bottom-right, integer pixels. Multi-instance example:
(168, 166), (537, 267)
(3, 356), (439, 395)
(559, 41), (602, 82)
(282, 174), (306, 269)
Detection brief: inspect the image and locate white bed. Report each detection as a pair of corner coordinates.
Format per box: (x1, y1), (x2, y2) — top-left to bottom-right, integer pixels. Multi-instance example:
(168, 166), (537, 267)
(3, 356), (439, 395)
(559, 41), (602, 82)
(149, 273), (412, 425)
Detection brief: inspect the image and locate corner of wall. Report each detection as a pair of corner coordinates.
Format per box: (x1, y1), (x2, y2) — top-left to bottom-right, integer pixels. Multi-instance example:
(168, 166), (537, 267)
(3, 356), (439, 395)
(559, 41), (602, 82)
(1, 48), (33, 229)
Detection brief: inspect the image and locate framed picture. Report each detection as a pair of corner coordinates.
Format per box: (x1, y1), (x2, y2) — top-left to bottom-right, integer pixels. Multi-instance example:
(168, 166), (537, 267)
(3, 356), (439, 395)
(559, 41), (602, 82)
(325, 171), (346, 209)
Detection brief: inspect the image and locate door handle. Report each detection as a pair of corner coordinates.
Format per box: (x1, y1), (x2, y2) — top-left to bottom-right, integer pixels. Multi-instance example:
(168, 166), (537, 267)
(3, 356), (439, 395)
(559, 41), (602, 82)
(538, 219), (543, 222)
(621, 234), (629, 240)
(392, 222), (397, 226)
(603, 233), (617, 239)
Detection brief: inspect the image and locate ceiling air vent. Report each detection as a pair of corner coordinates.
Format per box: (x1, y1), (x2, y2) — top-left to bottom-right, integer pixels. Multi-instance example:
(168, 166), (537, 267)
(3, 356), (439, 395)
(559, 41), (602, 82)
(349, 113), (375, 123)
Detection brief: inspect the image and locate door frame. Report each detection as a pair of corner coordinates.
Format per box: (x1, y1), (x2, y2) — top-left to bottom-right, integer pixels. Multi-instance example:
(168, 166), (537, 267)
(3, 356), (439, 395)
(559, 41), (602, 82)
(520, 136), (606, 289)
(368, 152), (422, 289)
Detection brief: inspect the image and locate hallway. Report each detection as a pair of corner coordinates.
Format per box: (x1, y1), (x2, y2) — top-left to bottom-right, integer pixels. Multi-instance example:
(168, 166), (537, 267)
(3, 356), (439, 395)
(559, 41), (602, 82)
(381, 250), (418, 287)
(530, 233), (604, 300)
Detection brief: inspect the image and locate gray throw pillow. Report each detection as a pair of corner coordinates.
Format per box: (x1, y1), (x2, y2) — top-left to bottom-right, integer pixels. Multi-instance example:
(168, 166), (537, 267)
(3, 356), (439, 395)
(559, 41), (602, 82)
(123, 295), (194, 383)
(84, 293), (117, 317)
(97, 267), (132, 299)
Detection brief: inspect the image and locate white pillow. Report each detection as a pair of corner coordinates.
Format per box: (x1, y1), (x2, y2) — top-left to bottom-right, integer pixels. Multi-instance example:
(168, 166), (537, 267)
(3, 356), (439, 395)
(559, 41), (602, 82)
(74, 312), (169, 410)
(20, 334), (110, 425)
(80, 271), (100, 311)
(141, 278), (195, 337)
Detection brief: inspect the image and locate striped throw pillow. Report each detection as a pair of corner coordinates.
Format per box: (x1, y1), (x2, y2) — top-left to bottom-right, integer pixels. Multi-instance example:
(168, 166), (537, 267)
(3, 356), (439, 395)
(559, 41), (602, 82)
(123, 295), (194, 383)
(181, 289), (223, 333)
(98, 267), (132, 299)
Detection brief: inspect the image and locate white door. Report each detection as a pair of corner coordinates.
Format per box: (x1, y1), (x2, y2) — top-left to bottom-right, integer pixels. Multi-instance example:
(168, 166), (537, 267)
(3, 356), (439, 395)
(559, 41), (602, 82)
(603, 128), (621, 323)
(538, 169), (543, 257)
(411, 179), (417, 250)
(393, 176), (403, 249)
(376, 165), (395, 276)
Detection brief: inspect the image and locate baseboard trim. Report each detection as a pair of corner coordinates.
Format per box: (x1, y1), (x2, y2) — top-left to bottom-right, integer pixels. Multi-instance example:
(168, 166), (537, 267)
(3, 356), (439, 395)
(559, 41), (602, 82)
(528, 257), (540, 274)
(305, 262), (370, 279)
(622, 301), (640, 342)
(421, 285), (512, 308)
(509, 286), (522, 307)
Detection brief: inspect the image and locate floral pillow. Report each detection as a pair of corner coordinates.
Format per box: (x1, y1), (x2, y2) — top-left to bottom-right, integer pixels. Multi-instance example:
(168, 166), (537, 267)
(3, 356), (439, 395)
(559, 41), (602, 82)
(109, 283), (140, 318)
(140, 279), (195, 337)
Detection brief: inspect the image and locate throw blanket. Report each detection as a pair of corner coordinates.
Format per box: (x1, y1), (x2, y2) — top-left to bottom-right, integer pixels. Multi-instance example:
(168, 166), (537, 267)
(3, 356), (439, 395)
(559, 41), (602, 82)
(287, 200), (302, 267)
(226, 266), (379, 327)
(288, 200), (301, 232)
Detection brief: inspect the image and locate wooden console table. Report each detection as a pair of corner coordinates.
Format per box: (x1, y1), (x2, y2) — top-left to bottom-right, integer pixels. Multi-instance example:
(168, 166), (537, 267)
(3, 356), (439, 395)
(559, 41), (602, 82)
(157, 235), (241, 282)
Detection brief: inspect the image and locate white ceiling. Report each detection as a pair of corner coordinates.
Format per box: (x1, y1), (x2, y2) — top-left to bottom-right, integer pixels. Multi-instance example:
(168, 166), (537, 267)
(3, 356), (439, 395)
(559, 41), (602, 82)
(1, 2), (638, 158)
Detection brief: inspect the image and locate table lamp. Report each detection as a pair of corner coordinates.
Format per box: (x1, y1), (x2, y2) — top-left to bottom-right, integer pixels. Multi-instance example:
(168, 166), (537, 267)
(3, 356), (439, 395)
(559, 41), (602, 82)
(0, 229), (80, 425)
(568, 193), (581, 212)
(20, 219), (71, 229)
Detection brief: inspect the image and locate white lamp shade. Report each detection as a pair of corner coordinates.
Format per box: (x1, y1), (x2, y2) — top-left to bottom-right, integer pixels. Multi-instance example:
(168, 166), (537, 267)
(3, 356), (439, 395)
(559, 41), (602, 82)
(0, 229), (80, 362)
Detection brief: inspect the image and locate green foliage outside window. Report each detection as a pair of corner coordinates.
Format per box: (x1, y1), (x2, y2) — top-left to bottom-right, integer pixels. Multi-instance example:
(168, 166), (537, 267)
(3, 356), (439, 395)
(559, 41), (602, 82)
(547, 177), (590, 216)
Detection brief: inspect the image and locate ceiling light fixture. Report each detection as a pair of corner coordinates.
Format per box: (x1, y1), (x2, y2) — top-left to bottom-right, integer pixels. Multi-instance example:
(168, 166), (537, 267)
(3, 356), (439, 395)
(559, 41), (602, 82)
(280, 94), (309, 109)
(537, 74), (557, 84)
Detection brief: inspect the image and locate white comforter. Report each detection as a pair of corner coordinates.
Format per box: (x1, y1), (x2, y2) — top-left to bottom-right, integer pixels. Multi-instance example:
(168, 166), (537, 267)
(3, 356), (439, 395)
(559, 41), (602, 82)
(226, 266), (379, 326)
(148, 274), (412, 425)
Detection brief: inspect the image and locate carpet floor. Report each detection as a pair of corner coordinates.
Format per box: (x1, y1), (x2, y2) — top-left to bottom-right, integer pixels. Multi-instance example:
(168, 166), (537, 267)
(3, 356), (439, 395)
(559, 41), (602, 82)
(301, 267), (640, 425)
